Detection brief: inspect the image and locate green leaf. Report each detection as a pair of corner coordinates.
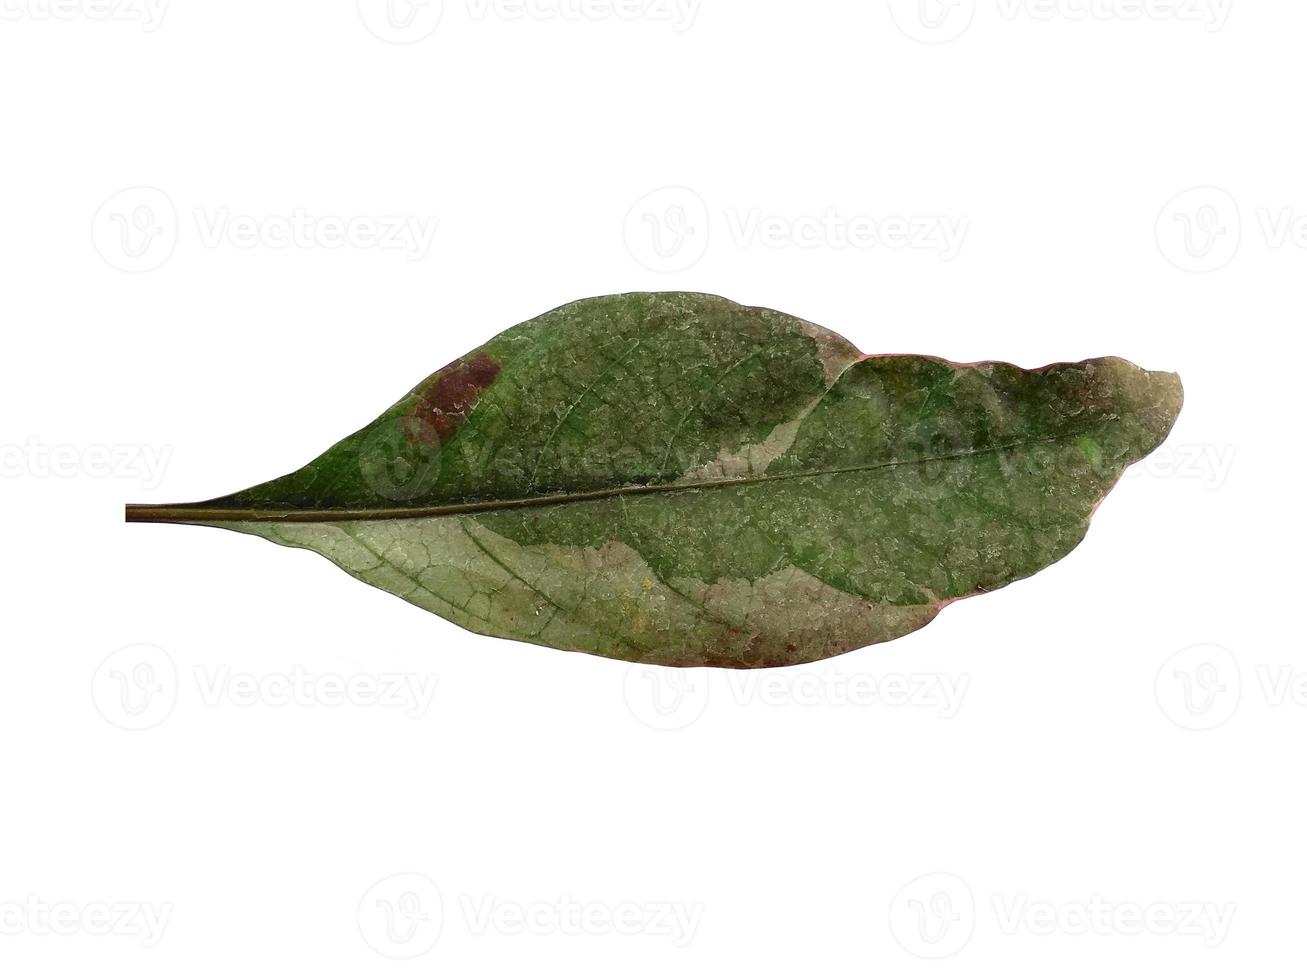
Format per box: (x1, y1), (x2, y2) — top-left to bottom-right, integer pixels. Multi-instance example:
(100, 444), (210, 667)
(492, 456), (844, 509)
(126, 292), (1183, 668)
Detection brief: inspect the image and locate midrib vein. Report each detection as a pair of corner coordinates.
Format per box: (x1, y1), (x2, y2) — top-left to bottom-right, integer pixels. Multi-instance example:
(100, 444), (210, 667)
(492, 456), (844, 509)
(125, 431), (1085, 525)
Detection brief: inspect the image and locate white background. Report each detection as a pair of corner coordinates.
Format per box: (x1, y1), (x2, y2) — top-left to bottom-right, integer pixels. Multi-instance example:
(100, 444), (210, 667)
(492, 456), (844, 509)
(0, 1), (1299, 976)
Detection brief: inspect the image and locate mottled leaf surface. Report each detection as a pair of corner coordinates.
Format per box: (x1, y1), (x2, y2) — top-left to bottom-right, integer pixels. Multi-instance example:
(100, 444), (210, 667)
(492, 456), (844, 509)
(127, 293), (1183, 668)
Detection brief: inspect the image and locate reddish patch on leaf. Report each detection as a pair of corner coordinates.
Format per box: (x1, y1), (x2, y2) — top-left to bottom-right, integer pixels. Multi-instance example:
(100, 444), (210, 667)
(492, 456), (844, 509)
(406, 353), (501, 445)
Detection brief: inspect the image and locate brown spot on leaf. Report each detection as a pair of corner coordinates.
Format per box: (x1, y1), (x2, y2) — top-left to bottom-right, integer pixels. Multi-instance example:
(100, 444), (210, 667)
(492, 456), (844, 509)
(406, 353), (501, 445)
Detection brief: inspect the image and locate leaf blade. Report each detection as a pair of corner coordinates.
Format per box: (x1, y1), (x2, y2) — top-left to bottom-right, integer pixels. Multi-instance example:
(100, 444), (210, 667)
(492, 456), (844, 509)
(127, 292), (1183, 668)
